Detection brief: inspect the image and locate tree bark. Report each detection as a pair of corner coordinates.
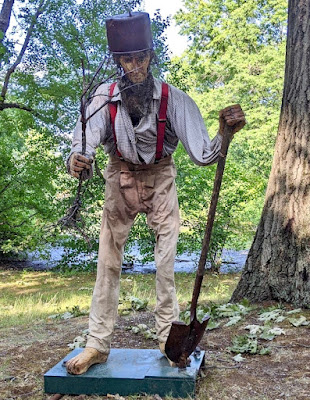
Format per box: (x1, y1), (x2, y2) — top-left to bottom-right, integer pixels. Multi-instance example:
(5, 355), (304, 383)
(0, 0), (14, 43)
(231, 0), (310, 307)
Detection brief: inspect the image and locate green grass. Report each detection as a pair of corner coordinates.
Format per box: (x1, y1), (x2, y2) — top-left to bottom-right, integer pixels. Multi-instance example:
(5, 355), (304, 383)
(0, 269), (240, 328)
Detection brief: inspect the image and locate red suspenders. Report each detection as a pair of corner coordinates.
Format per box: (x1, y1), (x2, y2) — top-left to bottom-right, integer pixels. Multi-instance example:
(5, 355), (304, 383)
(109, 82), (122, 159)
(156, 82), (168, 163)
(109, 82), (169, 163)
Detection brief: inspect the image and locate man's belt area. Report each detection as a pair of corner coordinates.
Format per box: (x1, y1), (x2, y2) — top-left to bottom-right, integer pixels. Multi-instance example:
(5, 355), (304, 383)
(109, 155), (173, 171)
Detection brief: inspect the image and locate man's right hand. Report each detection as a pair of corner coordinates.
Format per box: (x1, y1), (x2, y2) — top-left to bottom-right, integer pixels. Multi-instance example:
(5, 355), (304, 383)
(68, 152), (93, 179)
(219, 104), (246, 135)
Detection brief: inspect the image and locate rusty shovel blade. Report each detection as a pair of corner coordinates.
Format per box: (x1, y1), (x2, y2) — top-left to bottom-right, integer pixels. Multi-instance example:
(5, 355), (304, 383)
(165, 314), (210, 367)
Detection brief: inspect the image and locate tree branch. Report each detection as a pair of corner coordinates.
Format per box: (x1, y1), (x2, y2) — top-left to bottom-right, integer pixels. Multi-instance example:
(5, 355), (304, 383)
(85, 79), (140, 122)
(0, 181), (12, 196)
(1, 211), (39, 229)
(0, 0), (14, 44)
(0, 202), (26, 214)
(0, 0), (45, 105)
(0, 101), (34, 112)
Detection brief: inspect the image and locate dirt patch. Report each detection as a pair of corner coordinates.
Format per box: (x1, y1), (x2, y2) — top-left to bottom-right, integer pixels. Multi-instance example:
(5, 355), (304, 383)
(1, 306), (310, 400)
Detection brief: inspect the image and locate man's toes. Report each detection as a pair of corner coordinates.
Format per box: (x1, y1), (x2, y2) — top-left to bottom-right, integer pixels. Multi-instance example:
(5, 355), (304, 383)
(66, 361), (73, 374)
(67, 363), (79, 374)
(66, 357), (78, 374)
(71, 361), (86, 375)
(70, 364), (81, 374)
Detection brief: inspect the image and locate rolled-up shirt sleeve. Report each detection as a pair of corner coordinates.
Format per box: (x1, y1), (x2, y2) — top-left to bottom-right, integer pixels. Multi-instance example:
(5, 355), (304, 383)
(167, 84), (222, 166)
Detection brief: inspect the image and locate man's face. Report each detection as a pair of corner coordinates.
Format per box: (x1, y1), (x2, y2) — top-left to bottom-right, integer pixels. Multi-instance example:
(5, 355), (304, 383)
(119, 51), (151, 83)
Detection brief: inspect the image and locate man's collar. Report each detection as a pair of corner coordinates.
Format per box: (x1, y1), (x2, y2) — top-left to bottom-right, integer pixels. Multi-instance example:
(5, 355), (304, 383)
(152, 77), (162, 100)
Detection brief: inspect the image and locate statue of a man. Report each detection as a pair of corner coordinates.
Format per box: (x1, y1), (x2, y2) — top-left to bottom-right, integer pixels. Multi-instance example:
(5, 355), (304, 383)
(66, 11), (245, 374)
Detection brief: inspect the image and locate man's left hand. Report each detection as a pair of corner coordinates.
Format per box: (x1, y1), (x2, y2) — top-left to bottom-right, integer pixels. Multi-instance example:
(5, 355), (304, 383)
(219, 104), (246, 135)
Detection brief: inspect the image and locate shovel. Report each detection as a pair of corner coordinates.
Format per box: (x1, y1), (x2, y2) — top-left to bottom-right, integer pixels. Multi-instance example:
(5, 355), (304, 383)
(165, 124), (234, 368)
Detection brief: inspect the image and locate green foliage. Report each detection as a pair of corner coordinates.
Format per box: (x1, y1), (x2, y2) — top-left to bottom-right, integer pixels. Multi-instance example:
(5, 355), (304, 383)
(0, 116), (65, 254)
(126, 324), (157, 340)
(48, 305), (87, 320)
(288, 316), (310, 327)
(228, 334), (271, 355)
(0, 0), (170, 260)
(258, 308), (284, 322)
(166, 0), (287, 263)
(119, 295), (148, 316)
(179, 300), (252, 325)
(68, 330), (88, 350)
(245, 324), (285, 340)
(0, 0), (289, 269)
(175, 142), (261, 265)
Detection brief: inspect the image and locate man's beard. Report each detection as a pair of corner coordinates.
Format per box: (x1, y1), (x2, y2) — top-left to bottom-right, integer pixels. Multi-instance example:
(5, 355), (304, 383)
(118, 73), (154, 126)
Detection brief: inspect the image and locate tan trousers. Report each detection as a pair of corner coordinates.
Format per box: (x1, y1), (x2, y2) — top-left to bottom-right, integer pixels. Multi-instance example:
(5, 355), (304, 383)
(86, 156), (180, 354)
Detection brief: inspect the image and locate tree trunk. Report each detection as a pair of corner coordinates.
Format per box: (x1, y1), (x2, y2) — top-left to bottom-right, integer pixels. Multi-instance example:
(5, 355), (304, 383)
(231, 0), (310, 307)
(0, 0), (14, 43)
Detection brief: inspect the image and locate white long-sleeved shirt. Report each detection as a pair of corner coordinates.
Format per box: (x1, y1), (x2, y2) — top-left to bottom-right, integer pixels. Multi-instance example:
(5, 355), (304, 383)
(69, 77), (222, 166)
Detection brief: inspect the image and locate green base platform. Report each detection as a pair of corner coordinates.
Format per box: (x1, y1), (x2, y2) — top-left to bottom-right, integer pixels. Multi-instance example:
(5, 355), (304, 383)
(44, 348), (205, 398)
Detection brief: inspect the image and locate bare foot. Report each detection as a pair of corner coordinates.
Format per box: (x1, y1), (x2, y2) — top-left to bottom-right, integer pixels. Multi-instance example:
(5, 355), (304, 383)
(159, 343), (191, 368)
(159, 342), (177, 367)
(66, 347), (108, 375)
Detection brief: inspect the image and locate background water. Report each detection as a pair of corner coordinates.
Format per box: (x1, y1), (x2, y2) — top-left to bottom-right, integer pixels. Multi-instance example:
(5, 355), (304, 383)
(21, 246), (248, 274)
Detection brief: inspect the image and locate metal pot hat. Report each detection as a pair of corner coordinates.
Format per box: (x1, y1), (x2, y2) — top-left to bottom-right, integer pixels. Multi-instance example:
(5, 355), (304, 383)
(106, 11), (153, 54)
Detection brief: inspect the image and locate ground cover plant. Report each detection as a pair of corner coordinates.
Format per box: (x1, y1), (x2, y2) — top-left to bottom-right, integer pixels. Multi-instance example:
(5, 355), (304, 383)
(1, 267), (309, 400)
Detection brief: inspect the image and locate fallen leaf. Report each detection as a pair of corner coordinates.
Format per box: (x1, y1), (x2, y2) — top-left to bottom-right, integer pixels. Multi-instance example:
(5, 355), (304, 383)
(259, 347), (271, 355)
(62, 311), (74, 320)
(245, 325), (262, 335)
(233, 353), (245, 362)
(275, 315), (286, 323)
(258, 310), (283, 322)
(286, 308), (302, 315)
(225, 315), (242, 327)
(269, 327), (285, 336)
(206, 320), (221, 330)
(288, 316), (310, 327)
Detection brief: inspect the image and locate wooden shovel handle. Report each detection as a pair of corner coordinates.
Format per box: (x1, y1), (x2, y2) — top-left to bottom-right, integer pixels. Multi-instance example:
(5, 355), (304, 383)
(190, 125), (234, 320)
